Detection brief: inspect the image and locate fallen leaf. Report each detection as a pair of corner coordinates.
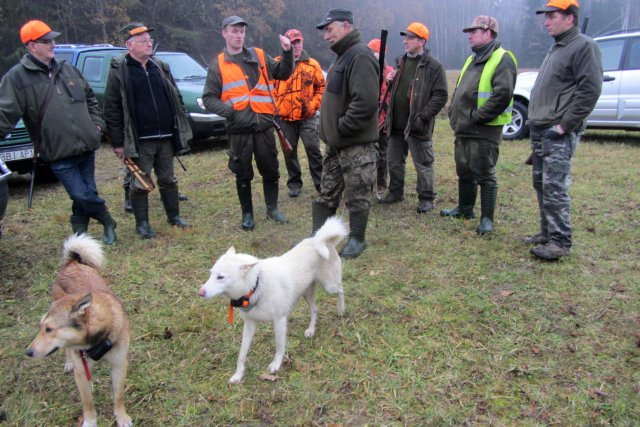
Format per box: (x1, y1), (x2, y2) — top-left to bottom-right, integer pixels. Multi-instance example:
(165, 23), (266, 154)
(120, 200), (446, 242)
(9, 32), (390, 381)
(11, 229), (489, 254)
(500, 290), (515, 297)
(258, 373), (279, 382)
(531, 346), (540, 354)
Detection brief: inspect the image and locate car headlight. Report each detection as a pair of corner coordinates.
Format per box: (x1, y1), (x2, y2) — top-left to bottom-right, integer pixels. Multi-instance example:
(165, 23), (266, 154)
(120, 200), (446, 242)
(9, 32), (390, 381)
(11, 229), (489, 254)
(196, 97), (206, 110)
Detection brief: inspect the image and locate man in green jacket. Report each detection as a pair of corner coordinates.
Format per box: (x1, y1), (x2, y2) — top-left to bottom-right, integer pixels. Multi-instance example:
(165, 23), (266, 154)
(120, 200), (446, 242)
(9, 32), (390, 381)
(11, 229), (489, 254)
(202, 15), (293, 231)
(442, 16), (517, 235)
(313, 8), (379, 259)
(104, 23), (193, 239)
(380, 22), (448, 214)
(0, 20), (117, 244)
(526, 0), (602, 260)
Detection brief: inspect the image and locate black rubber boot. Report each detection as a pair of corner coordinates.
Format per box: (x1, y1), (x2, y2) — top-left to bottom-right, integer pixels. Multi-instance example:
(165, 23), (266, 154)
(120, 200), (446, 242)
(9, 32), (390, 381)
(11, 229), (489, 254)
(124, 185), (133, 213)
(311, 201), (337, 235)
(70, 215), (89, 236)
(94, 207), (117, 245)
(440, 180), (477, 219)
(236, 181), (254, 231)
(476, 185), (497, 235)
(263, 180), (288, 224)
(161, 188), (192, 229)
(131, 192), (156, 239)
(340, 210), (369, 259)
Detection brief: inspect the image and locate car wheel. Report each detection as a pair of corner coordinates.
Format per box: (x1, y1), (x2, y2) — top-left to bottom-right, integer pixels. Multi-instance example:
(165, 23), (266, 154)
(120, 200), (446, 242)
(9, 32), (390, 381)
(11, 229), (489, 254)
(502, 100), (529, 140)
(35, 163), (59, 184)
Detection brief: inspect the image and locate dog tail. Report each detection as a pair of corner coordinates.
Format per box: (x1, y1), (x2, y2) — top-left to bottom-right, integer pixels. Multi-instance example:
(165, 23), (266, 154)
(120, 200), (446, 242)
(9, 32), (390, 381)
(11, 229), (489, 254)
(62, 233), (104, 271)
(313, 216), (348, 260)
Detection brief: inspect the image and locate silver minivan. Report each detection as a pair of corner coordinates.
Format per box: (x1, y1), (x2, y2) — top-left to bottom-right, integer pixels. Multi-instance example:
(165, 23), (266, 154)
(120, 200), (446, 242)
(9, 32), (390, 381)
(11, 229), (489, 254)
(503, 29), (640, 140)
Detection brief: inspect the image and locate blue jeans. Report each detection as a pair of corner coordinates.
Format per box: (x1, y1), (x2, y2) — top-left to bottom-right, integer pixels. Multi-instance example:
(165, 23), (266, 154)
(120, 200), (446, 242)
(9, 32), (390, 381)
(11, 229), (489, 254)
(49, 151), (105, 218)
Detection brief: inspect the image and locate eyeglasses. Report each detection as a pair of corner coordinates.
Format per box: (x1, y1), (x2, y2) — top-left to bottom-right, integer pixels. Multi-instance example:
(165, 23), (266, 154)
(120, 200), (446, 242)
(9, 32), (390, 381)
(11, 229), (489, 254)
(32, 39), (55, 45)
(131, 38), (154, 44)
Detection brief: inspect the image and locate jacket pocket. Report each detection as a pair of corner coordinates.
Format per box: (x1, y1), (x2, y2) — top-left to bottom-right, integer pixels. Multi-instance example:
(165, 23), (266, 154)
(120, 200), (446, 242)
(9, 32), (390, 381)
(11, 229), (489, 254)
(62, 78), (86, 103)
(326, 66), (345, 95)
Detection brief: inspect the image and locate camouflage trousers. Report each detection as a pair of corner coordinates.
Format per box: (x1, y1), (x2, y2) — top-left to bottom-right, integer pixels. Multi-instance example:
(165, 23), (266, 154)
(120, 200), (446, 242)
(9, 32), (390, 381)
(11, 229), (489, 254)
(316, 142), (377, 212)
(530, 125), (579, 248)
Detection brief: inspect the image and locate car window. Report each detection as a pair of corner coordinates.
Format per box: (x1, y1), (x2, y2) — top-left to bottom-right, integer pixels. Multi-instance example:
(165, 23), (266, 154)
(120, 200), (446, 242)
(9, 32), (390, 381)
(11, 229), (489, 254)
(624, 37), (640, 70)
(154, 53), (207, 80)
(81, 57), (104, 83)
(597, 39), (625, 71)
(55, 52), (73, 63)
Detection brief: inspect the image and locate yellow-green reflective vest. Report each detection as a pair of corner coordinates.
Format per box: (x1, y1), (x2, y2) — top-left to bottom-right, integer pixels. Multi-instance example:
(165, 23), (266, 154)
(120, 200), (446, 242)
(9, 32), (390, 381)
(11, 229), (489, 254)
(457, 47), (517, 126)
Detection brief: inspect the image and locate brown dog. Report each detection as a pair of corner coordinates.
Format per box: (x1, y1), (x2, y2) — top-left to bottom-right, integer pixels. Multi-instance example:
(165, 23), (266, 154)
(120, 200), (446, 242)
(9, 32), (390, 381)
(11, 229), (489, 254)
(26, 234), (132, 427)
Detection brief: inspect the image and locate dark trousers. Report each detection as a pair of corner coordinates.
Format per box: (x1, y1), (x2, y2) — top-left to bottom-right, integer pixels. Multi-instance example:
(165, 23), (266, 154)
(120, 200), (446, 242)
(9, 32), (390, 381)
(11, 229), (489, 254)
(135, 138), (178, 192)
(387, 132), (436, 201)
(376, 130), (388, 188)
(227, 129), (280, 184)
(280, 117), (323, 192)
(49, 151), (105, 218)
(453, 136), (499, 187)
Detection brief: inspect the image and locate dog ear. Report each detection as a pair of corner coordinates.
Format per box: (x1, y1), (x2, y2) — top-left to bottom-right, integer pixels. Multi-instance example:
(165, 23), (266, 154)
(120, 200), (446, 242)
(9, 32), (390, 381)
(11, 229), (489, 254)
(70, 293), (93, 319)
(240, 262), (257, 275)
(226, 246), (236, 255)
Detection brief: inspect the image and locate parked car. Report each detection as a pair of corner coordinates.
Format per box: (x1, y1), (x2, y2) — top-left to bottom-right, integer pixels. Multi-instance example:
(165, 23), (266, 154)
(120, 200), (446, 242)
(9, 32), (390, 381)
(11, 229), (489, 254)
(503, 29), (640, 140)
(0, 44), (226, 180)
(54, 44), (226, 140)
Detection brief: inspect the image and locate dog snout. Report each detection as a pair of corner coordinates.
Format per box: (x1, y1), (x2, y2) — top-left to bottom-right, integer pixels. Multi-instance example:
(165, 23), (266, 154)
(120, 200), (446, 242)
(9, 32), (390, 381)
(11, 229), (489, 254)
(198, 286), (206, 297)
(25, 348), (34, 357)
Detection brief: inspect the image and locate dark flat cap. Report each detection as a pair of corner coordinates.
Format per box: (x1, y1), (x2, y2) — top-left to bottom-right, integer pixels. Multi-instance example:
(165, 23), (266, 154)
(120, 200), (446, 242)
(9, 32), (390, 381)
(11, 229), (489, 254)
(315, 8), (353, 29)
(120, 22), (154, 39)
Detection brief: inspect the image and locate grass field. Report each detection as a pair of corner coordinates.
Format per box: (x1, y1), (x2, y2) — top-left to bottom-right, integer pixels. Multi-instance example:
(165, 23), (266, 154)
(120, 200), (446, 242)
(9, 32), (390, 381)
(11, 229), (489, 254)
(1, 121), (639, 426)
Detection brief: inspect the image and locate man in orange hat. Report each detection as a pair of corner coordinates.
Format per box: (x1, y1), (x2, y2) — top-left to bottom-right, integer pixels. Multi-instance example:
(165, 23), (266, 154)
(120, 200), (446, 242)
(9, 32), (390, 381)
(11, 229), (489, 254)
(525, 0), (602, 260)
(380, 22), (448, 214)
(368, 38), (394, 198)
(274, 28), (325, 198)
(442, 16), (517, 236)
(0, 20), (118, 245)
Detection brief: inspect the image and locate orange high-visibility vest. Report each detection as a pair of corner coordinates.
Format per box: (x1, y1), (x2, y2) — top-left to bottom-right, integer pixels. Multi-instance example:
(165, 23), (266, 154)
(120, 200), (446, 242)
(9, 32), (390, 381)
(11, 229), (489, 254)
(218, 48), (275, 114)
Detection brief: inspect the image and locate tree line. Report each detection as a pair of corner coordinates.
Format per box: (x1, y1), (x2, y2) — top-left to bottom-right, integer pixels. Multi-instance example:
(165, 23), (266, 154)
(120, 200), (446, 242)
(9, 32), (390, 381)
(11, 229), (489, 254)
(1, 0), (639, 76)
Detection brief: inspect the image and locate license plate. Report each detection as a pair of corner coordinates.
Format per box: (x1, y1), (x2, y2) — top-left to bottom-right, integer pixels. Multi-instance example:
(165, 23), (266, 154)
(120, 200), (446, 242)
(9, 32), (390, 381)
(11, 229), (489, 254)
(0, 148), (34, 162)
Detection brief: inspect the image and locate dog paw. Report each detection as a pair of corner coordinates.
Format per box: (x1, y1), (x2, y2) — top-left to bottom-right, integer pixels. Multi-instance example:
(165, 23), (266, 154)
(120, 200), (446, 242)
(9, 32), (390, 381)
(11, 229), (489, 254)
(229, 373), (244, 384)
(268, 362), (281, 374)
(63, 362), (74, 373)
(116, 414), (133, 427)
(304, 328), (315, 338)
(81, 418), (98, 427)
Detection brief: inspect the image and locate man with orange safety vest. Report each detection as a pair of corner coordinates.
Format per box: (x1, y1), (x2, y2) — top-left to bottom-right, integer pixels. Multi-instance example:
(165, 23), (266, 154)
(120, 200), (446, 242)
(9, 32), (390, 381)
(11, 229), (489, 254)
(442, 16), (517, 235)
(274, 28), (325, 198)
(203, 15), (293, 231)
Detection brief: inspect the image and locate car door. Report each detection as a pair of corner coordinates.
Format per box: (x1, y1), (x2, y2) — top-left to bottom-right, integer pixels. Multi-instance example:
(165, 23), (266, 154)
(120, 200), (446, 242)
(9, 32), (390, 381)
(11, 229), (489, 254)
(589, 38), (625, 125)
(617, 36), (640, 125)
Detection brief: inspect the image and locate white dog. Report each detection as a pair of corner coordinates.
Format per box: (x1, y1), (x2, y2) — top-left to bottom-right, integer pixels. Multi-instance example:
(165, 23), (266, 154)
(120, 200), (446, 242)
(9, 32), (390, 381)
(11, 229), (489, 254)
(198, 216), (348, 384)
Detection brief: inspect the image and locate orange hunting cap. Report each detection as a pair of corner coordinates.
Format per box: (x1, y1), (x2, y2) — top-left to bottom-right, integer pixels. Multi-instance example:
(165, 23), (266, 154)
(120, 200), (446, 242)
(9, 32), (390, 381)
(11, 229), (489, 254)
(120, 22), (154, 40)
(20, 20), (60, 44)
(285, 29), (304, 42)
(536, 0), (580, 14)
(400, 22), (430, 41)
(368, 39), (381, 53)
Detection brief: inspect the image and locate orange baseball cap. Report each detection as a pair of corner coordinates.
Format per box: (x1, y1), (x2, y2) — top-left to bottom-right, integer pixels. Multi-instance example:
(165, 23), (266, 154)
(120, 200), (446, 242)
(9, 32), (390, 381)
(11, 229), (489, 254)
(536, 0), (580, 14)
(400, 22), (430, 41)
(285, 29), (303, 42)
(20, 20), (60, 44)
